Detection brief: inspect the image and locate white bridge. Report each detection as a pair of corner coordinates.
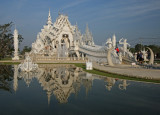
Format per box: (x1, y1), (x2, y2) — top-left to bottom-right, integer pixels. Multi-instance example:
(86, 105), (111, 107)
(78, 45), (107, 58)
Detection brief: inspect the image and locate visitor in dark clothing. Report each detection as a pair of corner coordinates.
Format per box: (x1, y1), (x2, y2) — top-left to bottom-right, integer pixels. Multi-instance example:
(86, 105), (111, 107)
(139, 51), (143, 64)
(137, 52), (140, 61)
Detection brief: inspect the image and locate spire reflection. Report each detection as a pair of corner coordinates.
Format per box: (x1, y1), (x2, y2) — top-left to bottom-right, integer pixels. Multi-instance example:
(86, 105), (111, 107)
(13, 64), (130, 104)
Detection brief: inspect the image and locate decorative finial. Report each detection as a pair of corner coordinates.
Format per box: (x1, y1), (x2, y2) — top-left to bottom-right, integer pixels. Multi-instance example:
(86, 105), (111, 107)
(49, 8), (51, 16)
(47, 8), (53, 25)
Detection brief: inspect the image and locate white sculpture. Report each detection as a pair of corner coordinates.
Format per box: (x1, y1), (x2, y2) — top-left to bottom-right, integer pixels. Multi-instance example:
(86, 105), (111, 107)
(134, 52), (137, 61)
(12, 27), (19, 60)
(118, 52), (123, 63)
(119, 80), (129, 90)
(147, 47), (154, 65)
(107, 47), (114, 66)
(106, 38), (112, 49)
(112, 34), (116, 48)
(119, 38), (130, 56)
(141, 48), (148, 61)
(18, 54), (38, 72)
(86, 60), (93, 70)
(105, 77), (115, 91)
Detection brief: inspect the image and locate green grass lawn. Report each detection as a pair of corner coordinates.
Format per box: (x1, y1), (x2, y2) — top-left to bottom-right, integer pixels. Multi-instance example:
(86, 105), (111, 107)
(0, 57), (12, 60)
(0, 62), (20, 65)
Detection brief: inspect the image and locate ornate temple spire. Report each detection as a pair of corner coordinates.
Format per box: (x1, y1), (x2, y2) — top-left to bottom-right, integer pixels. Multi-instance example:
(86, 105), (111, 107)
(84, 23), (94, 45)
(84, 23), (89, 41)
(12, 26), (19, 60)
(86, 24), (92, 38)
(85, 23), (89, 35)
(47, 9), (53, 25)
(75, 22), (80, 34)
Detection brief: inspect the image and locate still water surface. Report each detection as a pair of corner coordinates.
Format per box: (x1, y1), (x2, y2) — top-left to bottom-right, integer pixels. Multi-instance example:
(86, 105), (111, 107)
(0, 64), (160, 115)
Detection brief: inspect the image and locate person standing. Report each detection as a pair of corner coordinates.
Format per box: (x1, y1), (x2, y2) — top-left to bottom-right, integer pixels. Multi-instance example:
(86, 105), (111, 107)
(115, 47), (119, 55)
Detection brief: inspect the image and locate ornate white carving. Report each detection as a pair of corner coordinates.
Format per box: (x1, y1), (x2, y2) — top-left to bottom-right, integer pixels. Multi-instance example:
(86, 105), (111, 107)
(119, 38), (130, 56)
(112, 34), (116, 48)
(83, 24), (94, 46)
(147, 47), (154, 65)
(107, 47), (114, 66)
(47, 9), (53, 26)
(141, 48), (148, 61)
(18, 54), (38, 72)
(106, 38), (112, 49)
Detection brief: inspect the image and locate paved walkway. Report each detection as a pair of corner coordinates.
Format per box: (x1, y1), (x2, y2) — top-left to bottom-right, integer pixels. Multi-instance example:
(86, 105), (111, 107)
(93, 62), (160, 80)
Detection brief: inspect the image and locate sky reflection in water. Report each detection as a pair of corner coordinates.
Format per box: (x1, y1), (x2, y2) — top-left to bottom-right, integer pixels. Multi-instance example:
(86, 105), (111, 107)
(0, 64), (160, 115)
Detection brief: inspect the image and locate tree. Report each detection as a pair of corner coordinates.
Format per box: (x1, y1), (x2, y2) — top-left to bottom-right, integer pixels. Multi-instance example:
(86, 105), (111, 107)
(131, 43), (160, 58)
(0, 22), (23, 59)
(147, 45), (160, 58)
(135, 44), (144, 52)
(129, 48), (135, 53)
(21, 46), (31, 55)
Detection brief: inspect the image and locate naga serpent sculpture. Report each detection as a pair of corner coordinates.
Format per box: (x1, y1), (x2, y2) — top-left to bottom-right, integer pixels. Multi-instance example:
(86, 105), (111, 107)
(107, 47), (114, 66)
(146, 47), (154, 65)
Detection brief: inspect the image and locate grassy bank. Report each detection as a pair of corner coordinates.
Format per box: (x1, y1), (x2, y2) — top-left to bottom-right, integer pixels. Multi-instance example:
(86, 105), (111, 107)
(0, 62), (21, 65)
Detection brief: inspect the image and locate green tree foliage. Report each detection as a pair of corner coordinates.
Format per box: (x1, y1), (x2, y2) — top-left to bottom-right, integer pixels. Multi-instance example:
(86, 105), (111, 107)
(0, 22), (23, 59)
(129, 48), (135, 53)
(0, 65), (13, 92)
(135, 44), (144, 52)
(130, 43), (160, 58)
(147, 45), (160, 55)
(21, 46), (31, 55)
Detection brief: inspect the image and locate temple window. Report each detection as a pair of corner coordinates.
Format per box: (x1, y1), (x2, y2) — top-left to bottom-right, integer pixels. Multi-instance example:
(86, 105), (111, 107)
(62, 34), (69, 38)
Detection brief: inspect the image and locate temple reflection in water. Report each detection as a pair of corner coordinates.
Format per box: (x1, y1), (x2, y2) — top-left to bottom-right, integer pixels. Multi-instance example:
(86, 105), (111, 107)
(13, 64), (129, 104)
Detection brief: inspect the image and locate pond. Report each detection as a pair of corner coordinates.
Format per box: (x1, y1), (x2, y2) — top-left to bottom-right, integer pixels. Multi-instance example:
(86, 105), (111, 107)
(0, 64), (160, 115)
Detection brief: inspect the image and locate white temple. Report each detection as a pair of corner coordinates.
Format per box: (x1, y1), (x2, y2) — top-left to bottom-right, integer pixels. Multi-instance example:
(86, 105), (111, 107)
(12, 27), (19, 60)
(30, 9), (133, 64)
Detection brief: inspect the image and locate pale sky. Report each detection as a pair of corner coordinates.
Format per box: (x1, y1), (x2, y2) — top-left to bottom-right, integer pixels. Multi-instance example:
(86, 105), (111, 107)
(0, 0), (160, 49)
